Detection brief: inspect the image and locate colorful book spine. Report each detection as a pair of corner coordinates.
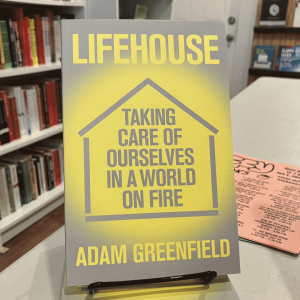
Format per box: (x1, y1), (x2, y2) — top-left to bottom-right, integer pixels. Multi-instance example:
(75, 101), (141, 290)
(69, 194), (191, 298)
(34, 14), (45, 65)
(0, 21), (13, 69)
(28, 18), (39, 66)
(0, 90), (14, 142)
(7, 19), (18, 68)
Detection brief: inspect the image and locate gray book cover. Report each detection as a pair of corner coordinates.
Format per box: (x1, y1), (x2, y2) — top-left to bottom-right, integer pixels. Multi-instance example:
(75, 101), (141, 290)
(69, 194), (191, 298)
(62, 19), (240, 286)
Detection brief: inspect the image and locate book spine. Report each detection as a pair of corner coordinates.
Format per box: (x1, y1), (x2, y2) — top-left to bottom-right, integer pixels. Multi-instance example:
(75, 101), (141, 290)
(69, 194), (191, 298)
(53, 150), (61, 186)
(53, 17), (61, 62)
(0, 177), (8, 219)
(35, 86), (45, 130)
(45, 154), (54, 190)
(0, 24), (5, 69)
(35, 15), (45, 65)
(28, 156), (38, 200)
(10, 164), (22, 210)
(28, 18), (39, 66)
(13, 21), (23, 67)
(33, 158), (41, 196)
(0, 21), (12, 69)
(55, 80), (62, 123)
(58, 80), (62, 122)
(23, 90), (32, 135)
(24, 17), (33, 66)
(24, 159), (33, 202)
(45, 82), (54, 127)
(42, 17), (51, 64)
(41, 84), (50, 128)
(51, 81), (59, 125)
(1, 169), (11, 215)
(0, 98), (10, 145)
(14, 9), (31, 66)
(40, 155), (48, 192)
(11, 96), (21, 139)
(16, 161), (28, 205)
(0, 91), (14, 142)
(13, 88), (27, 138)
(7, 19), (18, 68)
(5, 167), (16, 213)
(45, 10), (55, 63)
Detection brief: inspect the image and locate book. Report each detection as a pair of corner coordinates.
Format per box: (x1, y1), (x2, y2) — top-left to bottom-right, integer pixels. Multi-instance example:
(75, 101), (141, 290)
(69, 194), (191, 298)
(0, 20), (12, 69)
(0, 176), (8, 219)
(275, 45), (300, 71)
(0, 90), (15, 142)
(0, 95), (10, 145)
(0, 166), (11, 215)
(62, 19), (240, 286)
(13, 21), (24, 67)
(44, 10), (55, 63)
(252, 45), (276, 70)
(0, 24), (5, 69)
(293, 0), (300, 27)
(21, 85), (41, 134)
(53, 15), (61, 62)
(0, 164), (16, 213)
(0, 86), (29, 137)
(41, 17), (51, 64)
(7, 19), (18, 68)
(12, 8), (33, 66)
(28, 18), (39, 66)
(8, 96), (21, 140)
(34, 14), (45, 65)
(260, 0), (289, 26)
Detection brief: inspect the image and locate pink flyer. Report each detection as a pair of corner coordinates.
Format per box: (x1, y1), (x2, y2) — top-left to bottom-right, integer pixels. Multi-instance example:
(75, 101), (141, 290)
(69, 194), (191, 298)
(234, 153), (300, 254)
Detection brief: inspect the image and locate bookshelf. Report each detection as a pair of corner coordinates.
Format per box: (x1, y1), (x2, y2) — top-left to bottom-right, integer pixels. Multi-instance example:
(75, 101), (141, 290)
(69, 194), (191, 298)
(0, 0), (86, 253)
(0, 62), (61, 78)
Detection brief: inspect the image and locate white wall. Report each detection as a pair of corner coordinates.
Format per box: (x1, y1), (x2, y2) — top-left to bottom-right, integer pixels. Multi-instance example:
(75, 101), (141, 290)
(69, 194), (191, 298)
(230, 0), (258, 97)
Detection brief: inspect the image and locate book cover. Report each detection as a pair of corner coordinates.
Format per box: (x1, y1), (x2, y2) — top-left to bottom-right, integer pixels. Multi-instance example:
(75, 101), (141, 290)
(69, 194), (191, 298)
(62, 20), (240, 286)
(252, 45), (276, 69)
(260, 0), (289, 26)
(275, 45), (300, 71)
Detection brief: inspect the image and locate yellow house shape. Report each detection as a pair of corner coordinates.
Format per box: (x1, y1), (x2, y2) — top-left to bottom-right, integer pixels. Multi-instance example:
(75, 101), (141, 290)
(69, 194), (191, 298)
(78, 78), (219, 222)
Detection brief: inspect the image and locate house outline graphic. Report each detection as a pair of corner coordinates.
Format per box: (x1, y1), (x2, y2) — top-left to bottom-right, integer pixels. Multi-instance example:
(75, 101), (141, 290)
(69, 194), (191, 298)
(78, 78), (219, 222)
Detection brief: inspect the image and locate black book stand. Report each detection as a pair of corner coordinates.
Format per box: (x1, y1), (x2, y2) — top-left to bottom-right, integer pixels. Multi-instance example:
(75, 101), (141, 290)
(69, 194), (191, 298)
(88, 270), (217, 295)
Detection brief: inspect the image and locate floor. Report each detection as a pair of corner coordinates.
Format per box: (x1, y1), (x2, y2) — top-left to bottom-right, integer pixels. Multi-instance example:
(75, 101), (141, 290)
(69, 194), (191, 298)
(0, 205), (65, 272)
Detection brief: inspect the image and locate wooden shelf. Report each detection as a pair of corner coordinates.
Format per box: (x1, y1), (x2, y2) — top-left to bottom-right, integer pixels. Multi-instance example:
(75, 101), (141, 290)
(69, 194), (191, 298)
(0, 184), (64, 247)
(0, 63), (61, 79)
(0, 0), (84, 7)
(249, 68), (300, 79)
(0, 124), (63, 156)
(254, 27), (300, 34)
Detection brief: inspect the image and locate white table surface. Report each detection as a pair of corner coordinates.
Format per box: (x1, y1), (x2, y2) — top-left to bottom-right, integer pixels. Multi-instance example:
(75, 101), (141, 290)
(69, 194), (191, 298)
(0, 77), (299, 300)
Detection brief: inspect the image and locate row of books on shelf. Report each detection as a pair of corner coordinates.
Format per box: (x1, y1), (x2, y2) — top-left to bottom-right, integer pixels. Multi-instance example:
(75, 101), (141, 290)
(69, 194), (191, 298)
(0, 138), (64, 220)
(0, 8), (74, 70)
(0, 78), (62, 146)
(252, 44), (300, 71)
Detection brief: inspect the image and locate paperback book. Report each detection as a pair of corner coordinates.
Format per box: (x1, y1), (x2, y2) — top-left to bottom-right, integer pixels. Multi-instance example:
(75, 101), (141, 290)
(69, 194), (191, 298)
(62, 20), (240, 286)
(275, 45), (300, 71)
(252, 45), (276, 69)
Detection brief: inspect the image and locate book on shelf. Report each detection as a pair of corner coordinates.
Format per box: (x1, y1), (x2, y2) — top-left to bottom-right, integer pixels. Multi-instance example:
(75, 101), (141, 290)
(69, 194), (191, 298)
(0, 137), (64, 221)
(0, 8), (73, 70)
(0, 79), (62, 147)
(293, 0), (300, 27)
(275, 45), (300, 71)
(252, 45), (276, 69)
(260, 0), (289, 26)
